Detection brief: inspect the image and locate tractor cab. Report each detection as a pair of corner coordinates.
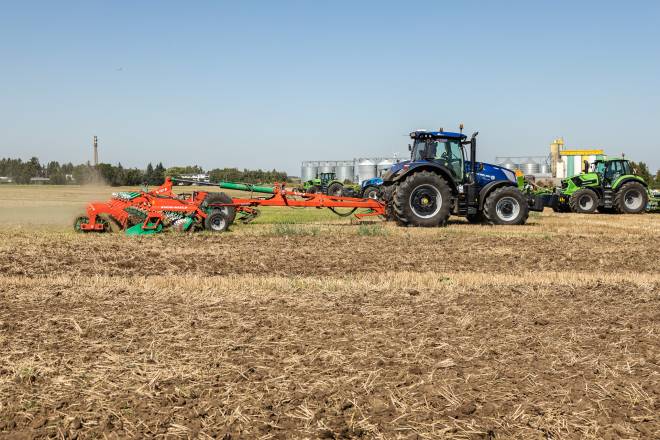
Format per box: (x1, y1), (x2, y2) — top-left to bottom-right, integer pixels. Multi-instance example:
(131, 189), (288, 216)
(592, 158), (632, 185)
(408, 130), (467, 180)
(318, 172), (337, 186)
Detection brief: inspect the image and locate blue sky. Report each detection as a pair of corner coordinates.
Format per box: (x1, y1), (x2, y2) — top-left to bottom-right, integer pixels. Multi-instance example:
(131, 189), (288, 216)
(1, 0), (659, 174)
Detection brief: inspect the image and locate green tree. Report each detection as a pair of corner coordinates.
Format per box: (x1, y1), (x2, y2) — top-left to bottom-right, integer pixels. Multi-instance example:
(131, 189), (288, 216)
(630, 161), (652, 184)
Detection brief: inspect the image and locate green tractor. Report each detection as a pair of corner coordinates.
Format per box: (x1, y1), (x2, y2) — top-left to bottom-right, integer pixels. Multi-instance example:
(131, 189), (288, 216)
(301, 172), (360, 196)
(551, 157), (649, 214)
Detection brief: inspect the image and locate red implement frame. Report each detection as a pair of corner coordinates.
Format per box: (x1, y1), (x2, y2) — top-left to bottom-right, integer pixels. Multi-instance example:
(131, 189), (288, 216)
(213, 183), (386, 219)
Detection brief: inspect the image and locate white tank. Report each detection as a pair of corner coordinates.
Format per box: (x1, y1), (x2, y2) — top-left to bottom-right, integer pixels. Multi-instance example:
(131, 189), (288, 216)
(318, 161), (335, 174)
(539, 163), (550, 175)
(357, 158), (377, 183)
(301, 162), (318, 181)
(377, 158), (395, 176)
(334, 161), (354, 182)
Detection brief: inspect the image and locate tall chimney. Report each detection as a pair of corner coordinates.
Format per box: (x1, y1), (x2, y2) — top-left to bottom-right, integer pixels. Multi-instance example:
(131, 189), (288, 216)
(93, 136), (98, 166)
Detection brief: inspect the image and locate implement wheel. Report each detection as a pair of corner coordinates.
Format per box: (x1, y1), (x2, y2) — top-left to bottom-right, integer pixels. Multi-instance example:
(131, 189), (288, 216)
(569, 189), (599, 214)
(203, 192), (236, 224)
(393, 171), (451, 227)
(73, 214), (90, 233)
(204, 209), (230, 232)
(614, 182), (648, 214)
(483, 186), (529, 225)
(73, 213), (110, 232)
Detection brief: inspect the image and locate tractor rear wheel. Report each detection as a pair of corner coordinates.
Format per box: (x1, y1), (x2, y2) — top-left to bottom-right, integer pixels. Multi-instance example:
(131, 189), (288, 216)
(327, 182), (344, 196)
(569, 189), (599, 213)
(204, 209), (230, 232)
(362, 186), (381, 200)
(614, 182), (648, 214)
(393, 171), (451, 227)
(483, 186), (529, 225)
(203, 192), (236, 224)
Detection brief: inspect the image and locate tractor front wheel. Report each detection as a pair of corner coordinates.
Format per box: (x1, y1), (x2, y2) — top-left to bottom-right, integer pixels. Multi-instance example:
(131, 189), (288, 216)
(362, 186), (381, 200)
(393, 171), (452, 227)
(569, 189), (599, 214)
(483, 186), (529, 225)
(614, 182), (648, 214)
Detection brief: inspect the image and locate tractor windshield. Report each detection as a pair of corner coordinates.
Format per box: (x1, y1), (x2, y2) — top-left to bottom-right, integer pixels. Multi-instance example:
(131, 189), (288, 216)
(412, 138), (464, 179)
(594, 161), (606, 174)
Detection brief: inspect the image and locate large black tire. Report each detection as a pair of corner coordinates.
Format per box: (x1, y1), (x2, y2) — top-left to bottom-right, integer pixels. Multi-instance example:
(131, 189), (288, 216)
(306, 185), (320, 194)
(483, 186), (529, 225)
(380, 185), (396, 221)
(614, 182), (648, 214)
(204, 209), (230, 232)
(327, 182), (343, 197)
(392, 171), (452, 227)
(362, 186), (381, 200)
(569, 188), (599, 214)
(466, 212), (485, 224)
(203, 192), (236, 225)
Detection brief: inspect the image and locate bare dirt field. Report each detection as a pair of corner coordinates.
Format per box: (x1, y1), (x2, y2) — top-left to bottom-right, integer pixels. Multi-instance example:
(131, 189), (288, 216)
(0, 185), (658, 439)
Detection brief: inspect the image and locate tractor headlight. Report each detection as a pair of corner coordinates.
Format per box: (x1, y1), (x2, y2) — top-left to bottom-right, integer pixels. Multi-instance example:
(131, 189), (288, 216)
(502, 169), (516, 183)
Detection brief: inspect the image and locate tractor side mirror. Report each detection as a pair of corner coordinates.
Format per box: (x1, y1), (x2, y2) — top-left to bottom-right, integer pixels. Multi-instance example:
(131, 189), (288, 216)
(408, 144), (412, 151)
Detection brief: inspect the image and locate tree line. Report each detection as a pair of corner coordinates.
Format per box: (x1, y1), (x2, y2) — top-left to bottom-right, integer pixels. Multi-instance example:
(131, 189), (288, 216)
(0, 157), (289, 186)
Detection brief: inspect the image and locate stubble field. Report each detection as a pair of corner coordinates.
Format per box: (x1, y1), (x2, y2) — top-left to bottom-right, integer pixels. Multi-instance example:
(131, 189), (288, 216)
(0, 185), (658, 439)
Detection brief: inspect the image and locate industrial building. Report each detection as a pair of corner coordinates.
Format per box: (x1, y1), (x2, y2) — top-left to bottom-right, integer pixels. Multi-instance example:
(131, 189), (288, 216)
(301, 158), (399, 184)
(497, 138), (607, 181)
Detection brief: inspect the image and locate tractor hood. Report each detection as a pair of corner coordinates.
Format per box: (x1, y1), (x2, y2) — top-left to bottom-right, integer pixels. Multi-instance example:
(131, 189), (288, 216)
(382, 160), (517, 186)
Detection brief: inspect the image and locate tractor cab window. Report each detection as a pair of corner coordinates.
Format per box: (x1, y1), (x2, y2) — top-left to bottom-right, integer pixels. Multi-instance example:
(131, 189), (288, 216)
(621, 161), (632, 175)
(412, 138), (463, 179)
(604, 161), (624, 181)
(594, 161), (606, 174)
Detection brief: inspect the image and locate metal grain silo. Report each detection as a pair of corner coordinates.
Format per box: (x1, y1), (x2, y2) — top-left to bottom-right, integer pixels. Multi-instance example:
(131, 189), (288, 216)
(318, 161), (335, 174)
(377, 158), (395, 176)
(301, 162), (318, 181)
(501, 159), (517, 171)
(334, 161), (354, 182)
(357, 158), (377, 183)
(521, 159), (540, 175)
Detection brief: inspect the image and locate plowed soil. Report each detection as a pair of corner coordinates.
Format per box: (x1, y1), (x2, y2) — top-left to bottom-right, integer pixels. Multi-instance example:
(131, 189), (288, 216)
(0, 186), (658, 439)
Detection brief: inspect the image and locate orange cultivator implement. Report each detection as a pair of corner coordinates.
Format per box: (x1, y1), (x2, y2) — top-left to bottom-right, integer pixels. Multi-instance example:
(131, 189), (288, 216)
(74, 177), (385, 234)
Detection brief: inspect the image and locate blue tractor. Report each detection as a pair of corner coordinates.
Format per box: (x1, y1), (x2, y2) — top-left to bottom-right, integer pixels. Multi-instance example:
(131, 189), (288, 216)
(360, 177), (383, 199)
(380, 126), (544, 226)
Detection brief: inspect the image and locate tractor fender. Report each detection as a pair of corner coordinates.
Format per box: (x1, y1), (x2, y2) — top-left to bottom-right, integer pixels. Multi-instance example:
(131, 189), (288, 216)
(478, 181), (517, 210)
(389, 163), (458, 194)
(612, 175), (648, 190)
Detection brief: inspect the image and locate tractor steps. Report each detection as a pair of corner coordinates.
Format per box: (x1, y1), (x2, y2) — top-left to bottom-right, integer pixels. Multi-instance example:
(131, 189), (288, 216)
(602, 189), (614, 208)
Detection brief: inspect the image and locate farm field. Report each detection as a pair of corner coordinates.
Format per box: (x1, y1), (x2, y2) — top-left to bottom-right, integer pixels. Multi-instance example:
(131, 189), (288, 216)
(0, 185), (659, 439)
